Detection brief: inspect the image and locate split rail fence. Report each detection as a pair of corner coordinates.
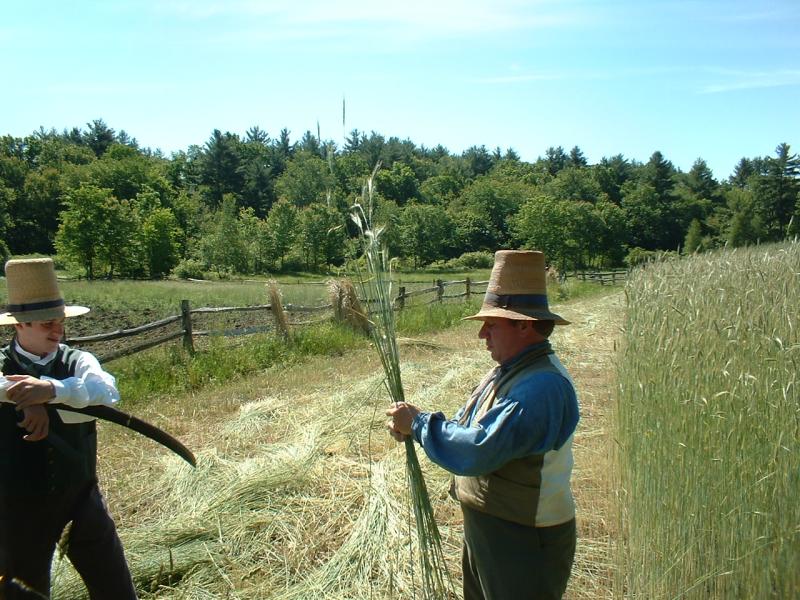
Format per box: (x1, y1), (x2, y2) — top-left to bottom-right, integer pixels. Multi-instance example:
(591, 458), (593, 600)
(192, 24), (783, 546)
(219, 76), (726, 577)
(565, 269), (628, 285)
(66, 278), (489, 364)
(64, 269), (626, 363)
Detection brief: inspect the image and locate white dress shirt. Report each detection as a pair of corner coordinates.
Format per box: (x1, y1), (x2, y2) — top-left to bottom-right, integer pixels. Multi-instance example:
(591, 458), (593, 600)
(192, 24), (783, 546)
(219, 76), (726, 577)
(1, 342), (120, 424)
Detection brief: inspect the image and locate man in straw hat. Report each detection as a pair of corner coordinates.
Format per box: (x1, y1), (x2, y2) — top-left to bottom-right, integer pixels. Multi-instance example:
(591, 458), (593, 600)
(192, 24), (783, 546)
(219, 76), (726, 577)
(387, 250), (579, 600)
(0, 258), (137, 599)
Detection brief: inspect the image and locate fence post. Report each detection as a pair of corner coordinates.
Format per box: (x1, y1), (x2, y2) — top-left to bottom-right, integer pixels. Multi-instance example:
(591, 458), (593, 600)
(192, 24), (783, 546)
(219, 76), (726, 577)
(465, 277), (471, 301)
(436, 279), (444, 303)
(181, 299), (195, 354)
(397, 286), (406, 310)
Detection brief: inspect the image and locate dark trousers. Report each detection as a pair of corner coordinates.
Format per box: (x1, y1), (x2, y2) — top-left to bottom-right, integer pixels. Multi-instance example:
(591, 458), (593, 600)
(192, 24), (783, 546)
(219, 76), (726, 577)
(0, 483), (137, 600)
(461, 505), (576, 600)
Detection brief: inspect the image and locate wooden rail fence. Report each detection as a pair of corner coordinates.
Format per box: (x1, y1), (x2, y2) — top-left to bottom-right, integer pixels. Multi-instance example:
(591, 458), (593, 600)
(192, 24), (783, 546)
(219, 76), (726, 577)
(66, 278), (489, 363)
(63, 269), (623, 363)
(565, 269), (628, 285)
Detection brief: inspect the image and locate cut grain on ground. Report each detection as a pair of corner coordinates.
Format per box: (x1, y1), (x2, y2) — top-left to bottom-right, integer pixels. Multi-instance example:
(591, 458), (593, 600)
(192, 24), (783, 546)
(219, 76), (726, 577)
(55, 290), (622, 599)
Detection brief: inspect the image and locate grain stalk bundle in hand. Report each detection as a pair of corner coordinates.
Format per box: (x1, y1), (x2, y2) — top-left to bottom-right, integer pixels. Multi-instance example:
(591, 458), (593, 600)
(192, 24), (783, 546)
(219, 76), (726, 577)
(350, 171), (453, 599)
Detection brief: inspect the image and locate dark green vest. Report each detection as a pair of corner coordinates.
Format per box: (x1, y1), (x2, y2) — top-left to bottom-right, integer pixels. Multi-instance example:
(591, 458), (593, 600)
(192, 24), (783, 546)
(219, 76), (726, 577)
(0, 345), (97, 497)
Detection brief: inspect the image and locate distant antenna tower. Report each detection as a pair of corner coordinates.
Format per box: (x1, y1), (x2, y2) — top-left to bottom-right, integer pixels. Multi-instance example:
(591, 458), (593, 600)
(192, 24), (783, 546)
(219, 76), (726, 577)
(342, 95), (346, 145)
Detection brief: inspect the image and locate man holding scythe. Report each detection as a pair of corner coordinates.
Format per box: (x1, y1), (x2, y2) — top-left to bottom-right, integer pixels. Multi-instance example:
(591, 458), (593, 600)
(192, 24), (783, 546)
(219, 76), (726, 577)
(0, 258), (194, 599)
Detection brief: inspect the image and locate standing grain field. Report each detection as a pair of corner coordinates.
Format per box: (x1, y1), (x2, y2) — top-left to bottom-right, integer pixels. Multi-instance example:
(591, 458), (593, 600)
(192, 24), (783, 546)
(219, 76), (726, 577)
(615, 242), (799, 598)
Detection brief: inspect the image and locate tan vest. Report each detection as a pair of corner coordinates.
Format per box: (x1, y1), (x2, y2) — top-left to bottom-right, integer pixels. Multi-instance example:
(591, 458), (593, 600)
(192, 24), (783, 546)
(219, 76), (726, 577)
(452, 348), (563, 527)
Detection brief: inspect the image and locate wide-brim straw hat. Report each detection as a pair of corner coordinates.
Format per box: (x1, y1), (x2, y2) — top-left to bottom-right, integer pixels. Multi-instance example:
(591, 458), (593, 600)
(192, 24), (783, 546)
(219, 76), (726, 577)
(464, 250), (570, 325)
(0, 258), (89, 325)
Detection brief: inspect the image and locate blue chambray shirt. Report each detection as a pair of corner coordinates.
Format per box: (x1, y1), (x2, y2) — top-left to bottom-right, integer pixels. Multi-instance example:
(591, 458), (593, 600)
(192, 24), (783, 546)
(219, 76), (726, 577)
(410, 342), (580, 477)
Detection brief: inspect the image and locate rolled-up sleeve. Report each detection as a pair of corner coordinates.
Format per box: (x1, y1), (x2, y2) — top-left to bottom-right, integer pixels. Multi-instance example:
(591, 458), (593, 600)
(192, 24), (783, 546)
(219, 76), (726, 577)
(411, 371), (578, 476)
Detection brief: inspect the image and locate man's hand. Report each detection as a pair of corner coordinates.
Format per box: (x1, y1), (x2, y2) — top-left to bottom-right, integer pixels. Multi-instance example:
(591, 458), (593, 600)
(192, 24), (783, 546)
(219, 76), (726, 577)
(385, 402), (420, 442)
(6, 374), (55, 410)
(17, 405), (49, 442)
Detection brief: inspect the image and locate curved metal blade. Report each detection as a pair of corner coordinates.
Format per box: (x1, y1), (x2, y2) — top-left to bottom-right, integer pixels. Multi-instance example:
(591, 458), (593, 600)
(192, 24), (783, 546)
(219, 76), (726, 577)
(51, 403), (196, 467)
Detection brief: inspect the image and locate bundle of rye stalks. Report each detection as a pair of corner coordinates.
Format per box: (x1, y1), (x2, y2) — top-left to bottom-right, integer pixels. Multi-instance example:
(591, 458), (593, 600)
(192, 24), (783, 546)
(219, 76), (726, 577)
(327, 277), (370, 335)
(267, 279), (292, 340)
(350, 170), (452, 599)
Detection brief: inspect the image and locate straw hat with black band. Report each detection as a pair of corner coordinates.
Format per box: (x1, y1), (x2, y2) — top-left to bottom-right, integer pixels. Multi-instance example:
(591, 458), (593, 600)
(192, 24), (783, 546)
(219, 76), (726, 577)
(0, 258), (89, 326)
(464, 250), (570, 325)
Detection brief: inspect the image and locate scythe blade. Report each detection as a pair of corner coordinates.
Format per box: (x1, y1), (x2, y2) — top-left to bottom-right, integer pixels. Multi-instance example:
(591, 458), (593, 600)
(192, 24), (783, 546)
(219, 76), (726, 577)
(51, 403), (196, 467)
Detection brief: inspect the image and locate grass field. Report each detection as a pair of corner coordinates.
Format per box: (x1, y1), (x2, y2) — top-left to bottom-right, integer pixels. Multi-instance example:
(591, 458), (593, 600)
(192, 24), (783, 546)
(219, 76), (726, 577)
(0, 268), (493, 312)
(615, 241), (799, 598)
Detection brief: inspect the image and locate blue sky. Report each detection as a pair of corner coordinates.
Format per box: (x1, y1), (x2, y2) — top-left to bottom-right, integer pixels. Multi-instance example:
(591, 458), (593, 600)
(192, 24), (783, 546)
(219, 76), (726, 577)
(2, 0), (798, 179)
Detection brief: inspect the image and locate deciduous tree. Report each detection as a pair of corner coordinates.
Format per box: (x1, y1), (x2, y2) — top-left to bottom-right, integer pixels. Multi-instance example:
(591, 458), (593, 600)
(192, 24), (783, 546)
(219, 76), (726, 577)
(202, 194), (249, 275)
(56, 184), (139, 279)
(512, 194), (601, 270)
(265, 199), (298, 269)
(297, 203), (345, 271)
(375, 162), (419, 205)
(398, 203), (454, 267)
(141, 207), (181, 278)
(274, 151), (334, 207)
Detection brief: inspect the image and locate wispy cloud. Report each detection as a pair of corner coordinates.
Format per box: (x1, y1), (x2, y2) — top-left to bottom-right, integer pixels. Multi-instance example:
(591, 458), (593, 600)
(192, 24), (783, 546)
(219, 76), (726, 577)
(476, 65), (800, 93)
(472, 65), (692, 85)
(154, 0), (282, 19)
(154, 0), (583, 35)
(716, 7), (800, 23)
(471, 72), (564, 84)
(700, 69), (800, 94)
(44, 81), (178, 95)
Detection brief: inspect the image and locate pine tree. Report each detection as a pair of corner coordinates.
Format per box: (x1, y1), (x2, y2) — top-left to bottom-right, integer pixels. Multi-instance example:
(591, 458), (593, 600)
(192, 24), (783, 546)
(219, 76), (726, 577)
(684, 219), (703, 253)
(753, 143), (800, 239)
(569, 146), (588, 167)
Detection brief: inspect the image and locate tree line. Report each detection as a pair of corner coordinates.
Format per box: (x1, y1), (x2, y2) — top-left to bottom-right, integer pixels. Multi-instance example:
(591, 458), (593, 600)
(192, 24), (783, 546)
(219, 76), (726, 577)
(0, 119), (797, 278)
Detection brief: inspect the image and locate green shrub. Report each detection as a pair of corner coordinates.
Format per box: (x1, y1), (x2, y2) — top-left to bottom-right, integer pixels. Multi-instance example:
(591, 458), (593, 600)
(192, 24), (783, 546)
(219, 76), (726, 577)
(446, 251), (494, 270)
(172, 259), (206, 280)
(626, 247), (681, 267)
(624, 247), (657, 267)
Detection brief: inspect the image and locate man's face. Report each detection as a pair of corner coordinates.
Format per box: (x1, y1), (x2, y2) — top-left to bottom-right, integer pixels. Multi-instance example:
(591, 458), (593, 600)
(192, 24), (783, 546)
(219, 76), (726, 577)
(15, 318), (65, 357)
(477, 317), (537, 364)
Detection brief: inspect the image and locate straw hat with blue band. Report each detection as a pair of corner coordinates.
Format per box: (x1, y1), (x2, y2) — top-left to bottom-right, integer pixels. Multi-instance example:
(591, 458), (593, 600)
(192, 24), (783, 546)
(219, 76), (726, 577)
(464, 250), (570, 325)
(0, 258), (89, 325)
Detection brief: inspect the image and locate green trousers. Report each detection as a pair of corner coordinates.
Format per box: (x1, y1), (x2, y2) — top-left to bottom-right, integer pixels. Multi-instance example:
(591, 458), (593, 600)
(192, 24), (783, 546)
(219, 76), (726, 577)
(461, 505), (576, 600)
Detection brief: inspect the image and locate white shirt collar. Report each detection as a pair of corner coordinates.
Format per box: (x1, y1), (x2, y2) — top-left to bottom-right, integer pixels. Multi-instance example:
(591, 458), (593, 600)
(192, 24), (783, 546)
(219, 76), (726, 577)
(14, 340), (58, 365)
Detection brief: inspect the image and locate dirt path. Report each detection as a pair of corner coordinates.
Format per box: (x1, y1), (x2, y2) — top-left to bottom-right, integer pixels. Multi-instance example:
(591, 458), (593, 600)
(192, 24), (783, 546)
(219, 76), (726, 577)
(554, 291), (623, 599)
